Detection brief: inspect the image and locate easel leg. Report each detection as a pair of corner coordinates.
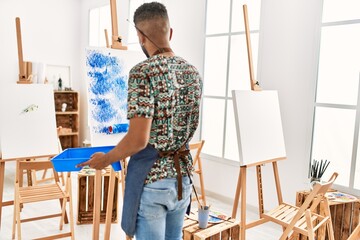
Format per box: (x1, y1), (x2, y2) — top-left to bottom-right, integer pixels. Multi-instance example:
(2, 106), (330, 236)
(272, 162), (283, 204)
(0, 161), (4, 228)
(120, 160), (126, 198)
(232, 166), (247, 239)
(232, 168), (242, 219)
(104, 169), (116, 240)
(240, 167), (247, 240)
(92, 170), (102, 240)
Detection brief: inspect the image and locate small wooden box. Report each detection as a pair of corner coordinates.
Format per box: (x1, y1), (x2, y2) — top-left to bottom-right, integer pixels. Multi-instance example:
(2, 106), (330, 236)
(182, 212), (240, 240)
(77, 168), (119, 224)
(295, 190), (360, 240)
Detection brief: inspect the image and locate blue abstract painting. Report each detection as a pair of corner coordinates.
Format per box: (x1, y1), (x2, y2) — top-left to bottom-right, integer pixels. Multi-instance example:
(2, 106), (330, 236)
(86, 48), (144, 146)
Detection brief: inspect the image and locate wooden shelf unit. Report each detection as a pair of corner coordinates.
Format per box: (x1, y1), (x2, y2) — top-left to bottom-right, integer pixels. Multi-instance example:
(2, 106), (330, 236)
(54, 91), (80, 149)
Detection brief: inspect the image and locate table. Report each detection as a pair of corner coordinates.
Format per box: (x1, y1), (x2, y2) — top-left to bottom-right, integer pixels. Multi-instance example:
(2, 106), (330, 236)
(296, 190), (360, 240)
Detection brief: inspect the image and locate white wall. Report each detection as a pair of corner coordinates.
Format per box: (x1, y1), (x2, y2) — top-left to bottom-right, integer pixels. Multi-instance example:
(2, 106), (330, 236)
(0, 0), (81, 89)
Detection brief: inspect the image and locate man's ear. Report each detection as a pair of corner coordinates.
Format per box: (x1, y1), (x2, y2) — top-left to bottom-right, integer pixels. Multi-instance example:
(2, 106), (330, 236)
(137, 30), (146, 44)
(169, 28), (173, 41)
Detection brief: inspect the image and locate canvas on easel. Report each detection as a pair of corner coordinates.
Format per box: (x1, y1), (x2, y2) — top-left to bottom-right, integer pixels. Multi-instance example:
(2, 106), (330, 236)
(232, 90), (286, 167)
(0, 84), (59, 159)
(85, 47), (144, 147)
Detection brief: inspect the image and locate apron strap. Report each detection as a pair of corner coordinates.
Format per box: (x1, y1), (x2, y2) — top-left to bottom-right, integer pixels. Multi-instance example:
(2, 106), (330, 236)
(159, 146), (190, 200)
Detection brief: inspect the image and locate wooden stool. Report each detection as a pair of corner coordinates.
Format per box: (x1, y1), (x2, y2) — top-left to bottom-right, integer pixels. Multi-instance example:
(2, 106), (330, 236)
(183, 211), (240, 240)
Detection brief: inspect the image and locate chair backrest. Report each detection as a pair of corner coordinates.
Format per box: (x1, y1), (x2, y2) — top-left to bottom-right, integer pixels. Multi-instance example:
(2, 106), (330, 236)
(302, 172), (338, 212)
(16, 160), (60, 185)
(189, 140), (205, 167)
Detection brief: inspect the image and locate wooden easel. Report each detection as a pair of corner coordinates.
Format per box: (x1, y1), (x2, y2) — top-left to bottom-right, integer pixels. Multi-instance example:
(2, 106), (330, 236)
(230, 5), (286, 239)
(15, 17), (32, 84)
(1, 19), (37, 226)
(93, 2), (128, 238)
(91, 167), (118, 240)
(106, 0), (127, 50)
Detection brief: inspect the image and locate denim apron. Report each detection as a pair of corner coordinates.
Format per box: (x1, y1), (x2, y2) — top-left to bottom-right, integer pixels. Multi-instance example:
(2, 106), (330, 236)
(121, 143), (191, 237)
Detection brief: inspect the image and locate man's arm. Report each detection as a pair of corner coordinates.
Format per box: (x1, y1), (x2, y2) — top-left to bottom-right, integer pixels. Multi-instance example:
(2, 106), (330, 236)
(77, 117), (152, 170)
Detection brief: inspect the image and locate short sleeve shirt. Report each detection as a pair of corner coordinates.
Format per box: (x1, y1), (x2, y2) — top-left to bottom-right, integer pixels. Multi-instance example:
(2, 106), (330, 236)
(127, 55), (202, 184)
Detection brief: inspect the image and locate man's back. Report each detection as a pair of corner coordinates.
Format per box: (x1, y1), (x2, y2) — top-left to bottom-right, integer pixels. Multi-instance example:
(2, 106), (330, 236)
(127, 54), (202, 183)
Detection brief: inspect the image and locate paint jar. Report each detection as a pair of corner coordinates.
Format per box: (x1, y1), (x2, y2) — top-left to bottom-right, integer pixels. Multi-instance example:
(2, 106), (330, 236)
(310, 177), (321, 190)
(198, 207), (210, 229)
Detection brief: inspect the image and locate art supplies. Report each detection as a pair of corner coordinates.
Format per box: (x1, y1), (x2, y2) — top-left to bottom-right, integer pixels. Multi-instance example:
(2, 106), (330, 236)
(325, 191), (358, 203)
(310, 159), (330, 179)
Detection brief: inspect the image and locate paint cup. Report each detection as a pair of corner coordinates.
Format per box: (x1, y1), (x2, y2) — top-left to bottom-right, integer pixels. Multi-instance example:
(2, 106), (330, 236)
(198, 207), (210, 229)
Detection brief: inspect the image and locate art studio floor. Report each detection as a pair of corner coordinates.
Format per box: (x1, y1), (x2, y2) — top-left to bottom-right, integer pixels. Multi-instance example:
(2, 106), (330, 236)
(0, 161), (282, 239)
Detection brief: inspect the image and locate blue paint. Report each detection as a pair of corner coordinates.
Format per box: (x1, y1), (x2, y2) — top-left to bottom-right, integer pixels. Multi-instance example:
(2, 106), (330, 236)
(96, 123), (129, 134)
(86, 49), (129, 134)
(90, 98), (116, 123)
(86, 51), (118, 69)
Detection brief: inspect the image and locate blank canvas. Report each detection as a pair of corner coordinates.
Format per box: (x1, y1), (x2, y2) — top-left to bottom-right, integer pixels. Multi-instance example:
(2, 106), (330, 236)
(232, 90), (286, 166)
(85, 47), (145, 146)
(0, 84), (59, 160)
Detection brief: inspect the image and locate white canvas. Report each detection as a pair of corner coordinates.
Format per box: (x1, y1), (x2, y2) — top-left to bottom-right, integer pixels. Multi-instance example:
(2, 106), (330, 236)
(232, 90), (286, 166)
(85, 47), (145, 147)
(0, 84), (59, 160)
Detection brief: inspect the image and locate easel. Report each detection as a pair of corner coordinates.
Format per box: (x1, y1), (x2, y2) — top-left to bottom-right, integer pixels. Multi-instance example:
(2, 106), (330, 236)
(103, 0), (127, 50)
(91, 167), (119, 240)
(15, 17), (32, 84)
(0, 18), (36, 227)
(230, 5), (286, 239)
(92, 1), (127, 239)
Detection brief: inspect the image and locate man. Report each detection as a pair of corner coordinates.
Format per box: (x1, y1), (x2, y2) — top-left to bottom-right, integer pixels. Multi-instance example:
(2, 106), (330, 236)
(78, 2), (202, 239)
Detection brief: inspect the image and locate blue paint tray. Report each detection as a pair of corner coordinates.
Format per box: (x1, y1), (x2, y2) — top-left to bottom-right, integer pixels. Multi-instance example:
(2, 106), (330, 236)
(51, 146), (121, 172)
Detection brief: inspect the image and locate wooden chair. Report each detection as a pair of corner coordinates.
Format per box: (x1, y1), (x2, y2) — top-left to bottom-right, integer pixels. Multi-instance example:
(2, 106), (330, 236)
(262, 172), (338, 240)
(189, 140), (206, 206)
(12, 160), (74, 240)
(348, 222), (360, 240)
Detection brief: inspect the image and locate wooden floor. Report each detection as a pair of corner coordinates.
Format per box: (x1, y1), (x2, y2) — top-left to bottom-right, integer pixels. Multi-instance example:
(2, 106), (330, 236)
(0, 161), (282, 239)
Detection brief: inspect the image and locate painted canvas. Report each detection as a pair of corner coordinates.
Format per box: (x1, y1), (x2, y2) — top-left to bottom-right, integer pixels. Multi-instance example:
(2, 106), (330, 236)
(85, 47), (145, 146)
(0, 84), (59, 160)
(232, 90), (286, 166)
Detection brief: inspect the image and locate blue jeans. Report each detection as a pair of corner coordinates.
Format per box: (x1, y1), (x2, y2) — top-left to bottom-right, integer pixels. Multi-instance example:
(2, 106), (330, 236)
(135, 176), (192, 240)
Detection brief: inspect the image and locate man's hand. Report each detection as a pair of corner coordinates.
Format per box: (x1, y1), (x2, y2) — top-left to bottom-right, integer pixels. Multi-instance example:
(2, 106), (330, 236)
(76, 152), (111, 170)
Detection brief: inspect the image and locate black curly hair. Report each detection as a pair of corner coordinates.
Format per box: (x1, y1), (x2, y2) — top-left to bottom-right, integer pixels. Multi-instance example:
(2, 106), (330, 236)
(133, 2), (169, 25)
